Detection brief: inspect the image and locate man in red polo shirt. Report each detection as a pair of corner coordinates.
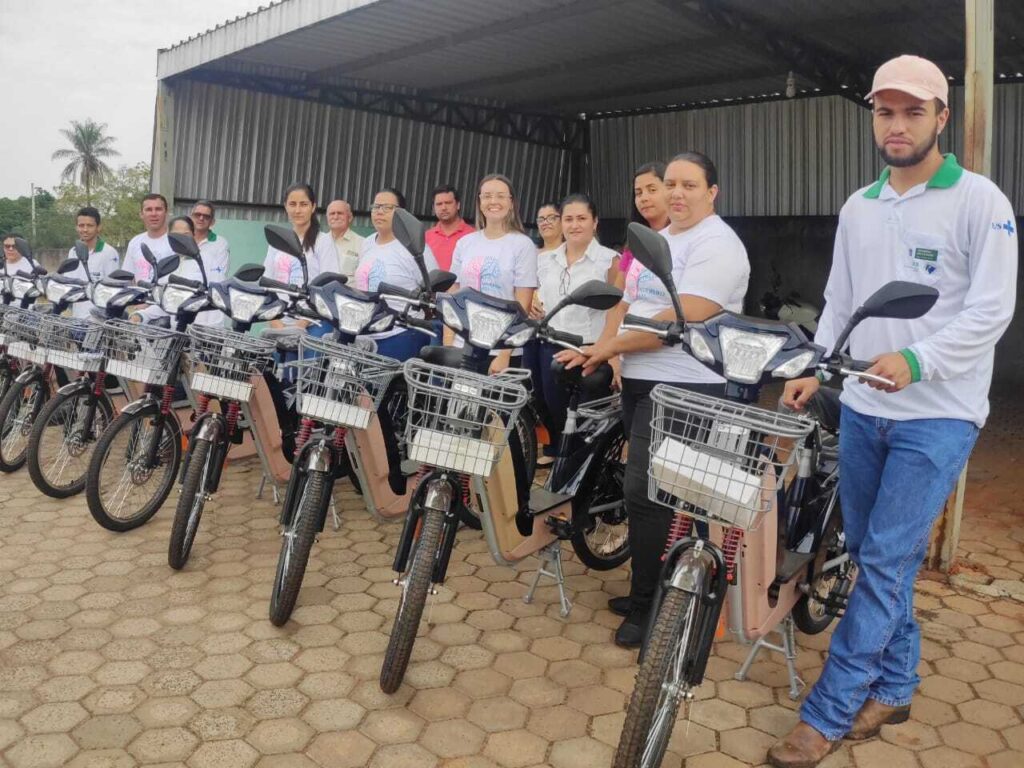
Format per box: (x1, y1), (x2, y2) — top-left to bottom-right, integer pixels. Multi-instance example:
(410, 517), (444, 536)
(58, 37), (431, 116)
(425, 184), (474, 271)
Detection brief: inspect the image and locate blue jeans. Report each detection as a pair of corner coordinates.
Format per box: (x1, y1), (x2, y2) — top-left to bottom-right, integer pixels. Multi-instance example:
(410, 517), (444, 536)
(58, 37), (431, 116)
(801, 404), (978, 740)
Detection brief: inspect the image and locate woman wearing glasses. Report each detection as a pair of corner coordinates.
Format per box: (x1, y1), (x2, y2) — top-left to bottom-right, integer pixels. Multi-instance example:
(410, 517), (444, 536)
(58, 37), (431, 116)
(536, 201), (564, 253)
(448, 174), (538, 373)
(533, 194), (619, 450)
(354, 187), (439, 361)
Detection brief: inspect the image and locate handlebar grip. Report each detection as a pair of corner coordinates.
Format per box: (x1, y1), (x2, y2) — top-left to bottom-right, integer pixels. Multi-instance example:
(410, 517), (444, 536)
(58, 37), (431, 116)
(259, 276), (301, 293)
(168, 275), (202, 289)
(846, 358), (873, 372)
(405, 316), (435, 332)
(378, 282), (419, 300)
(623, 314), (673, 332)
(137, 280), (154, 291)
(546, 329), (584, 348)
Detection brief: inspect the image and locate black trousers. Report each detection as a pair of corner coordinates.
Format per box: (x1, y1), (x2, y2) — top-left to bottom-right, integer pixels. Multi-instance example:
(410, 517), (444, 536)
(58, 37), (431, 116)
(620, 377), (726, 614)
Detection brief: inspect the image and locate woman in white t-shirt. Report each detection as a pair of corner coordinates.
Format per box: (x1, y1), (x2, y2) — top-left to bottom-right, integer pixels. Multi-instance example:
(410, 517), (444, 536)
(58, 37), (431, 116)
(262, 183), (335, 332)
(448, 174), (538, 373)
(533, 193), (619, 453)
(354, 187), (439, 361)
(560, 152), (750, 648)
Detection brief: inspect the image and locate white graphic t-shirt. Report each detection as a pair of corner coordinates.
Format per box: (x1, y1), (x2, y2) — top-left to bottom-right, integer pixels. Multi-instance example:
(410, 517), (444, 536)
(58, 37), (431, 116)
(451, 231), (538, 301)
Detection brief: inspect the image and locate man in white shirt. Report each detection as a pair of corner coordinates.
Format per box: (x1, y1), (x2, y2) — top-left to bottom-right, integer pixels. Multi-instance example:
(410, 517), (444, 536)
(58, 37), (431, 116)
(326, 199), (363, 278)
(123, 193), (174, 281)
(67, 207), (120, 319)
(190, 200), (231, 283)
(770, 56), (1018, 768)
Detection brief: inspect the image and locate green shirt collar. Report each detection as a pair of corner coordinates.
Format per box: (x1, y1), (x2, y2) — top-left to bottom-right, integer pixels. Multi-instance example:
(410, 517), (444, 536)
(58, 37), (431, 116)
(206, 231), (218, 242)
(93, 239), (105, 253)
(863, 153), (964, 198)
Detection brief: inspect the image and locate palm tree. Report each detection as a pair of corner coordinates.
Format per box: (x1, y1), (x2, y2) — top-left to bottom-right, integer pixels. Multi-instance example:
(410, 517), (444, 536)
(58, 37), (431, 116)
(51, 119), (120, 204)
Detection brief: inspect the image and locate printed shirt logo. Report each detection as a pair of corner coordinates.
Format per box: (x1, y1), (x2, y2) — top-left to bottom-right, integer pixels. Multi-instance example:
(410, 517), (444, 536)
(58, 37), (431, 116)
(625, 260), (667, 304)
(460, 256), (504, 296)
(992, 219), (1016, 237)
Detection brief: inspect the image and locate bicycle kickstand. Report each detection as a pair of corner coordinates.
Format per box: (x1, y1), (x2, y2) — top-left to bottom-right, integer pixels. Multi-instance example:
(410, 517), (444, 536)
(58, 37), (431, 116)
(734, 615), (805, 700)
(524, 542), (573, 618)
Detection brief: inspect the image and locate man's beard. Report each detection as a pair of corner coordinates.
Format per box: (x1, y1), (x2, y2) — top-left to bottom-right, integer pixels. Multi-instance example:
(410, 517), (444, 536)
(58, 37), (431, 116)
(879, 127), (939, 167)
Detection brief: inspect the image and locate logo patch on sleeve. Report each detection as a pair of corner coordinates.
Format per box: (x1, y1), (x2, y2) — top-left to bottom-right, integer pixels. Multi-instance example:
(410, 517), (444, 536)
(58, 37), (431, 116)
(913, 248), (938, 262)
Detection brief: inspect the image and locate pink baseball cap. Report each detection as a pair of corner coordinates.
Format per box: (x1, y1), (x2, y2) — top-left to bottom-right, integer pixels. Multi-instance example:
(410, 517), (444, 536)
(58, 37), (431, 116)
(866, 55), (949, 105)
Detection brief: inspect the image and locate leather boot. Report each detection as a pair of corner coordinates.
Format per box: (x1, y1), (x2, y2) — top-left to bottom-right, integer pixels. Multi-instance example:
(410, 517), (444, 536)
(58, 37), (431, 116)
(846, 700), (911, 741)
(767, 722), (840, 768)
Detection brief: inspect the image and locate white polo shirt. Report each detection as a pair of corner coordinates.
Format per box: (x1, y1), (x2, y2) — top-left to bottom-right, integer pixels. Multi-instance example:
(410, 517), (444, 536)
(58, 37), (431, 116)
(537, 239), (617, 344)
(65, 240), (120, 319)
(196, 232), (231, 326)
(620, 215), (749, 384)
(816, 154), (1018, 427)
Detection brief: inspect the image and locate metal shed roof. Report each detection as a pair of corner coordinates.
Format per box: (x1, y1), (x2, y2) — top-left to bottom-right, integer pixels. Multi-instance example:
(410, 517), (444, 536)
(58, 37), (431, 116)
(158, 0), (1024, 117)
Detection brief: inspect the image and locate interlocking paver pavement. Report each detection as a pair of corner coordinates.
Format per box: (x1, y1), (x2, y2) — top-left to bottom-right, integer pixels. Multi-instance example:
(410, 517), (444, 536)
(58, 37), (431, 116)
(1, 404), (1022, 767)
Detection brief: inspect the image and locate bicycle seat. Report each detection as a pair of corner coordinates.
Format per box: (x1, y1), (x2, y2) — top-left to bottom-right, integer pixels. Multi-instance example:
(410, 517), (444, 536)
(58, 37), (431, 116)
(809, 387), (842, 434)
(552, 359), (613, 397)
(419, 345), (464, 369)
(261, 327), (304, 353)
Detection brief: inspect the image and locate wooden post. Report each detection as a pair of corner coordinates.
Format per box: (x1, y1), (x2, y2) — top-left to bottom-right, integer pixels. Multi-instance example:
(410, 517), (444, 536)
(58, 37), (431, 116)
(926, 0), (994, 572)
(151, 80), (176, 207)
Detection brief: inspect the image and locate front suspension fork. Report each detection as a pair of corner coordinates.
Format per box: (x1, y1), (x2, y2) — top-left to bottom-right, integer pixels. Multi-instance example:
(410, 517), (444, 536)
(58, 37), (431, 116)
(393, 472), (459, 585)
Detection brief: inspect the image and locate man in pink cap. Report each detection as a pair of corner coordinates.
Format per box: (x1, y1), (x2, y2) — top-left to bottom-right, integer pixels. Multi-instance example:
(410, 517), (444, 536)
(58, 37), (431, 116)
(770, 55), (1018, 767)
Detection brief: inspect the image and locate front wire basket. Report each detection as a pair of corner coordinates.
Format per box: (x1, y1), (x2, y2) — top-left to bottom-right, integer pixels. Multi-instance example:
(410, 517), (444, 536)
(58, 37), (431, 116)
(39, 314), (105, 372)
(295, 335), (401, 429)
(0, 304), (13, 347)
(187, 325), (276, 401)
(103, 319), (188, 386)
(2, 307), (49, 365)
(403, 358), (529, 477)
(647, 384), (814, 530)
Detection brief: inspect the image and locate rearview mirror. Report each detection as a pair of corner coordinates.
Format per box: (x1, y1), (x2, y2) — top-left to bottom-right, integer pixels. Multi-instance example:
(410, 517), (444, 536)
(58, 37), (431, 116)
(168, 232), (201, 259)
(155, 255), (181, 279)
(140, 243), (157, 266)
(13, 237), (33, 263)
(860, 281), (939, 320)
(73, 240), (90, 265)
(429, 269), (457, 293)
(58, 258), (80, 275)
(264, 225), (304, 261)
(108, 270), (134, 281)
(830, 280), (939, 355)
(626, 223), (673, 284)
(568, 279), (623, 311)
(235, 264), (266, 283)
(393, 208), (426, 258)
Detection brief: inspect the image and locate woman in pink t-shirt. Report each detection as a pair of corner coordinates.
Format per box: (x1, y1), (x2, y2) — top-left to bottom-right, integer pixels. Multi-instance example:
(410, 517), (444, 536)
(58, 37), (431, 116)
(614, 161), (670, 290)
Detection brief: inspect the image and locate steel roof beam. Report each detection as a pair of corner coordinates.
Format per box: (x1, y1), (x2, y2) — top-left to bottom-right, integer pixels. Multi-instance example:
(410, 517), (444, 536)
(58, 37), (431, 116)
(179, 68), (585, 151)
(654, 0), (875, 105)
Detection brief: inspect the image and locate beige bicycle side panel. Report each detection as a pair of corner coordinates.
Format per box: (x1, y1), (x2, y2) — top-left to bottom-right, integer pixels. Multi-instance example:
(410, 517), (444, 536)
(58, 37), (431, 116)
(475, 430), (559, 564)
(348, 415), (413, 520)
(725, 470), (801, 642)
(244, 376), (292, 483)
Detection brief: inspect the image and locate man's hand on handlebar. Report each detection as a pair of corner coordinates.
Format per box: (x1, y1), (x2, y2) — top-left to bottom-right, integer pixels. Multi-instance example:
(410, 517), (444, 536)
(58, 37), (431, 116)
(865, 352), (912, 393)
(782, 376), (820, 411)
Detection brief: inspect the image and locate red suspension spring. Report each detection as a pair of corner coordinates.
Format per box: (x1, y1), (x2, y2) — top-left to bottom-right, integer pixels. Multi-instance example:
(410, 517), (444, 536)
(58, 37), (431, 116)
(92, 370), (107, 397)
(721, 527), (744, 584)
(460, 475), (473, 507)
(662, 512), (693, 559)
(295, 417), (314, 451)
(332, 427), (347, 451)
(159, 385), (174, 415)
(195, 394), (210, 418)
(225, 402), (240, 438)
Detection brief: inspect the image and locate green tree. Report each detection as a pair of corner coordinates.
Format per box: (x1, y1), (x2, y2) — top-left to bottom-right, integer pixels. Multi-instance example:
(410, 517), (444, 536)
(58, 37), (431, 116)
(51, 119), (120, 205)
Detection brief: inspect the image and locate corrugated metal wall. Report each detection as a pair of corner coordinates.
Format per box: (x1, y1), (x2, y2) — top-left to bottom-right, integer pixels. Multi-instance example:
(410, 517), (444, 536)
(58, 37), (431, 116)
(171, 79), (572, 221)
(589, 84), (1024, 218)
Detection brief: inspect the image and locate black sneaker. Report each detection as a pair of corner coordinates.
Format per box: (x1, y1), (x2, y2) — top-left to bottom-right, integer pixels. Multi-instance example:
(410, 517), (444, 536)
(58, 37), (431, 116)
(608, 596), (631, 617)
(614, 609), (648, 649)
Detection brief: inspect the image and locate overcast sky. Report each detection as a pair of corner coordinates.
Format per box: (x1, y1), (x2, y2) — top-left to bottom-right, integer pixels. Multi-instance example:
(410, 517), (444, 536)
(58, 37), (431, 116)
(0, 0), (261, 199)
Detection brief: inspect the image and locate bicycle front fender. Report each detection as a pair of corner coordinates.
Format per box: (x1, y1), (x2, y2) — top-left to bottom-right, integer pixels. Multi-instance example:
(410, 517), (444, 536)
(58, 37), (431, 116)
(56, 378), (92, 398)
(121, 396), (160, 417)
(11, 366), (44, 387)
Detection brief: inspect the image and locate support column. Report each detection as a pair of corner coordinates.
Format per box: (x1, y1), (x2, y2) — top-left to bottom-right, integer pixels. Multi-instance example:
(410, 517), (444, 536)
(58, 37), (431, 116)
(927, 0), (994, 572)
(151, 80), (176, 207)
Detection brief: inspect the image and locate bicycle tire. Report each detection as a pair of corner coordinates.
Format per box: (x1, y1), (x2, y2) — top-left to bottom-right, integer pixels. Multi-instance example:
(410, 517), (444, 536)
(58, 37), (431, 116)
(614, 587), (701, 768)
(269, 469), (329, 626)
(0, 375), (46, 473)
(380, 505), (443, 694)
(86, 408), (182, 532)
(28, 388), (113, 498)
(570, 431), (628, 570)
(168, 437), (214, 570)
(792, 509), (849, 635)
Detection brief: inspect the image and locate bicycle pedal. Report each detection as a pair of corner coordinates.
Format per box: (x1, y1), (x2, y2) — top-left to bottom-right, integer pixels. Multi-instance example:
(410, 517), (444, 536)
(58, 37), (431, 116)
(545, 514), (572, 539)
